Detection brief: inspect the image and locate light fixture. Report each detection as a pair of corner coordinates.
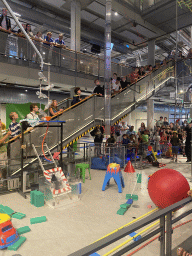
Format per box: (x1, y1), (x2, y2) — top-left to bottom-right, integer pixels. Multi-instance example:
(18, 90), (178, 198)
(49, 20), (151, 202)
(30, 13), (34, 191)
(63, 57), (65, 59)
(114, 12), (118, 16)
(43, 52), (45, 55)
(25, 90), (28, 92)
(180, 89), (183, 93)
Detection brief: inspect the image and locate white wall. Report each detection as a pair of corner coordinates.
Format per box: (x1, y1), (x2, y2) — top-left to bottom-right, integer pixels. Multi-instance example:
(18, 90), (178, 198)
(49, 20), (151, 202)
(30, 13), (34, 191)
(123, 110), (170, 132)
(0, 104), (6, 127)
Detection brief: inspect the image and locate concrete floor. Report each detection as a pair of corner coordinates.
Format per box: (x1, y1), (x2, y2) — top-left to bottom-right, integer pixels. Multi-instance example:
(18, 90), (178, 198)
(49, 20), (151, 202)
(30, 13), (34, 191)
(1, 148), (192, 256)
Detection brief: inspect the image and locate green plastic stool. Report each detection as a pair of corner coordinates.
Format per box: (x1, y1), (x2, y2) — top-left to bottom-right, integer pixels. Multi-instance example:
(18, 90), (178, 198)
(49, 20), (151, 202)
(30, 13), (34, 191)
(75, 163), (91, 183)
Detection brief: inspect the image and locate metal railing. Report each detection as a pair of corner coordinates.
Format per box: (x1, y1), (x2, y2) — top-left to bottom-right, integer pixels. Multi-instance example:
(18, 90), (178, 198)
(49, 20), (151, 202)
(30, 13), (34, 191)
(0, 29), (131, 78)
(68, 197), (192, 256)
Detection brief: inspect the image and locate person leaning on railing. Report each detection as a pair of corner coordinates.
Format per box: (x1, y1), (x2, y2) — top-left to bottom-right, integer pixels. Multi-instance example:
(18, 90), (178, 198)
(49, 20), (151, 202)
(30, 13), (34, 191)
(93, 79), (104, 96)
(0, 8), (11, 31)
(49, 99), (63, 117)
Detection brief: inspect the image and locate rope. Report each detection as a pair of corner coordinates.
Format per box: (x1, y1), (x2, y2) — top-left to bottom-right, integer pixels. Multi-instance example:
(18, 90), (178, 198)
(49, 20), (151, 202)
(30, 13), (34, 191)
(41, 122), (52, 162)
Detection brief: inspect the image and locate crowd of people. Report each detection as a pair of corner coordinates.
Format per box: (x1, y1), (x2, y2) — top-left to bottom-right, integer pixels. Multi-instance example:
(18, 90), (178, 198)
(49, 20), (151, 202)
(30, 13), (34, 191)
(90, 117), (192, 164)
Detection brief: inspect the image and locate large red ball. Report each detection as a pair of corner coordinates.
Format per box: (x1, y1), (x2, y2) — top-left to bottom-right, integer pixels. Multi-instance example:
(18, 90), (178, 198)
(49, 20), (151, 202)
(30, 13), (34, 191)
(148, 168), (190, 209)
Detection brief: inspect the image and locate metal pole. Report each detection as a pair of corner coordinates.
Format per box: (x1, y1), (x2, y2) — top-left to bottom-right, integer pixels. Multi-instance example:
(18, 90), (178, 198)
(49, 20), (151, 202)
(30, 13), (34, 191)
(191, 126), (192, 178)
(1, 0), (44, 70)
(104, 0), (112, 136)
(174, 0), (178, 125)
(48, 64), (50, 115)
(84, 143), (85, 162)
(159, 216), (165, 256)
(60, 123), (63, 168)
(166, 212), (172, 256)
(21, 122), (24, 193)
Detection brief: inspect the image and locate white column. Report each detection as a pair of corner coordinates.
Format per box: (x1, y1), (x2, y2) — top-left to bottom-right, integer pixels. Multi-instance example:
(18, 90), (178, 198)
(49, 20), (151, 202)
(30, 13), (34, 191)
(148, 40), (155, 66)
(190, 108), (192, 120)
(71, 0), (81, 52)
(147, 99), (154, 130)
(104, 0), (112, 136)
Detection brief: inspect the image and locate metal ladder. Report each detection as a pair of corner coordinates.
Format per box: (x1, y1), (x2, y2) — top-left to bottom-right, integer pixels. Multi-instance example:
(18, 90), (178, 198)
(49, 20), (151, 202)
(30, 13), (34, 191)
(32, 143), (57, 173)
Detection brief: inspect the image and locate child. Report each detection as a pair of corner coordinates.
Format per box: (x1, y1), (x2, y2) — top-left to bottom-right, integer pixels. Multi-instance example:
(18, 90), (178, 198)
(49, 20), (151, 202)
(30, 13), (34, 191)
(153, 132), (160, 152)
(122, 134), (130, 147)
(8, 112), (21, 139)
(170, 131), (180, 162)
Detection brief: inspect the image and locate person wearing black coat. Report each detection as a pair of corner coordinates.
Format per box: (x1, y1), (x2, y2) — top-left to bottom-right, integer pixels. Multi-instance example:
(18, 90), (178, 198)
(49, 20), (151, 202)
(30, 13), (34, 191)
(185, 122), (192, 162)
(93, 79), (104, 96)
(90, 125), (104, 156)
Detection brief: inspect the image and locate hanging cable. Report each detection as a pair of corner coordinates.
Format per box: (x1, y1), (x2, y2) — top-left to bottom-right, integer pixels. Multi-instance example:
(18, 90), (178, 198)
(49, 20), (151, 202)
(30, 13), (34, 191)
(41, 122), (52, 162)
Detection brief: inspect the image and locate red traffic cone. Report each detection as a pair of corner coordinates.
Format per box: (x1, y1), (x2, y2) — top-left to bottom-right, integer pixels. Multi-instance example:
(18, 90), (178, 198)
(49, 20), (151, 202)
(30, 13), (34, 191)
(124, 161), (135, 173)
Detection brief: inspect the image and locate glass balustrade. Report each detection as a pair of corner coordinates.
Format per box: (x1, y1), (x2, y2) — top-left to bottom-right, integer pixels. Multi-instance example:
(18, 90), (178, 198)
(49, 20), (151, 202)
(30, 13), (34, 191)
(0, 29), (130, 78)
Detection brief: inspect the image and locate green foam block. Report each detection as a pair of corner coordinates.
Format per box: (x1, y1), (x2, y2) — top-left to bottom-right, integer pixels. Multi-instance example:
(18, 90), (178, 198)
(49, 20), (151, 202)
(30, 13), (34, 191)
(3, 206), (14, 215)
(132, 195), (138, 201)
(117, 208), (128, 215)
(0, 204), (5, 213)
(7, 236), (26, 251)
(30, 216), (47, 224)
(17, 226), (31, 235)
(126, 194), (138, 201)
(137, 173), (142, 183)
(12, 212), (26, 219)
(126, 194), (132, 199)
(120, 203), (130, 209)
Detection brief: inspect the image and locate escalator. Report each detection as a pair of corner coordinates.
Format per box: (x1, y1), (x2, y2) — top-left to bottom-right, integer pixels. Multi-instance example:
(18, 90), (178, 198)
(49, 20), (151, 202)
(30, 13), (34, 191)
(9, 60), (175, 176)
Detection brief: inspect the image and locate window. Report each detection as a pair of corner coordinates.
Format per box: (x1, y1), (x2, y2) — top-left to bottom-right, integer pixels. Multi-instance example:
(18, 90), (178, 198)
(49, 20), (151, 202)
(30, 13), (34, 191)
(2, 225), (12, 233)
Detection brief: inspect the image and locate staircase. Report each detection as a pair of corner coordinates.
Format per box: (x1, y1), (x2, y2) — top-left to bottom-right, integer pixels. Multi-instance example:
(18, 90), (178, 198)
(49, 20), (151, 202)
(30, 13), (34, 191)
(9, 61), (175, 176)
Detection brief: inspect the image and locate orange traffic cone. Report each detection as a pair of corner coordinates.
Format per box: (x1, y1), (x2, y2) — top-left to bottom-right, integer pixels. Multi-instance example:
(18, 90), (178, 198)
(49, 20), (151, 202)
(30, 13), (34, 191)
(124, 161), (135, 173)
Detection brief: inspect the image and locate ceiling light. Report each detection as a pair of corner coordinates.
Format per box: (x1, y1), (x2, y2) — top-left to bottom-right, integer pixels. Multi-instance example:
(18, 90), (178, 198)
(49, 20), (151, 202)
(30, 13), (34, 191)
(114, 12), (118, 16)
(25, 90), (28, 92)
(180, 89), (183, 93)
(43, 52), (45, 55)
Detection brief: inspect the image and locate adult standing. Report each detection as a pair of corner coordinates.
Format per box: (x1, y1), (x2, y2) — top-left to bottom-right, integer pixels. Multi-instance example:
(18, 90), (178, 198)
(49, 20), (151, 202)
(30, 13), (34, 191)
(120, 76), (129, 90)
(90, 125), (104, 156)
(93, 79), (104, 96)
(43, 32), (54, 63)
(163, 117), (169, 127)
(0, 8), (11, 31)
(156, 116), (163, 128)
(53, 33), (65, 66)
(49, 100), (63, 117)
(185, 122), (192, 162)
(0, 119), (11, 184)
(0, 8), (11, 56)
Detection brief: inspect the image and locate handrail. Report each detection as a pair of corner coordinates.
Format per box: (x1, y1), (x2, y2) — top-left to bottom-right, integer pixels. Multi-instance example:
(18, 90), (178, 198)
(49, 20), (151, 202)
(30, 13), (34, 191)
(68, 197), (192, 256)
(0, 28), (129, 68)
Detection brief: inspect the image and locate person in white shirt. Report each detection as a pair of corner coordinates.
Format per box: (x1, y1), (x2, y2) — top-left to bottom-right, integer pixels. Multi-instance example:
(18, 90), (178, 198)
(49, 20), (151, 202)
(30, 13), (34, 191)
(112, 77), (122, 94)
(111, 72), (117, 91)
(26, 104), (40, 121)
